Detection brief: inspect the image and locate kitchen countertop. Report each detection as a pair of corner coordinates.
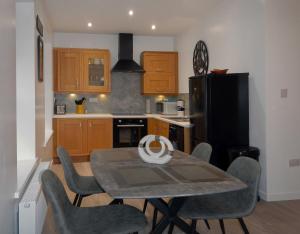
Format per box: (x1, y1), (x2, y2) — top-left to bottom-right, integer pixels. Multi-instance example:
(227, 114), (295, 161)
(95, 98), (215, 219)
(53, 113), (192, 128)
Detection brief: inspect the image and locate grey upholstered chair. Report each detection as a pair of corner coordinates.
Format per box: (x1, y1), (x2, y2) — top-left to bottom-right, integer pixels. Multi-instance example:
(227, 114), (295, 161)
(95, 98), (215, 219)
(191, 142), (212, 162)
(178, 157), (261, 234)
(57, 146), (105, 207)
(41, 169), (147, 234)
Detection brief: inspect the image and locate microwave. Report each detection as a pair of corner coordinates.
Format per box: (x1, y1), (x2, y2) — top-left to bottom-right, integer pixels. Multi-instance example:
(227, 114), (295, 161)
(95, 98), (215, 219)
(162, 102), (177, 115)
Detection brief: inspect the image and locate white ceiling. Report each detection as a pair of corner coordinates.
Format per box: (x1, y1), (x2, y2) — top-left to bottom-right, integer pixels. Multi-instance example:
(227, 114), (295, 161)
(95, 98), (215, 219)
(43, 0), (219, 36)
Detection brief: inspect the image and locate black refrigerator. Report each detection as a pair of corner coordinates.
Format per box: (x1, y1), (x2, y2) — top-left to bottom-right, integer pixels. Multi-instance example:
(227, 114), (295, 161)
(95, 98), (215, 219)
(189, 73), (249, 169)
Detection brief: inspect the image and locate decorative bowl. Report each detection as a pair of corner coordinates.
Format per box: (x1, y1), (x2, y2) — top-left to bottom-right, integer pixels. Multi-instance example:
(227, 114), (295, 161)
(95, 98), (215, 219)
(211, 69), (229, 75)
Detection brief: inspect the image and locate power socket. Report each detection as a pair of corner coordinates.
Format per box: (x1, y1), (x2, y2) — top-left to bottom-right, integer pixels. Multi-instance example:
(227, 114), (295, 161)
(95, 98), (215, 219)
(289, 159), (300, 167)
(89, 97), (98, 103)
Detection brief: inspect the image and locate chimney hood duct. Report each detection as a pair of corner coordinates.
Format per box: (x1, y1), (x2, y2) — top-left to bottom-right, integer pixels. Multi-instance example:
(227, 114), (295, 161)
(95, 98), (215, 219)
(112, 33), (145, 73)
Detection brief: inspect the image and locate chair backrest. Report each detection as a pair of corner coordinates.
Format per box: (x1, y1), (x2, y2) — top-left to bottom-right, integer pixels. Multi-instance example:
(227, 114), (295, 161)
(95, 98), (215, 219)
(57, 146), (80, 193)
(227, 156), (261, 215)
(191, 142), (212, 162)
(41, 169), (74, 233)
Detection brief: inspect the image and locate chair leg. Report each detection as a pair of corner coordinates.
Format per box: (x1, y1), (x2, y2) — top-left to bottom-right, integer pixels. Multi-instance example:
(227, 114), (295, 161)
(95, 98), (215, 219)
(152, 208), (158, 231)
(73, 194), (79, 206)
(191, 220), (197, 233)
(77, 195), (83, 207)
(168, 223), (174, 234)
(238, 218), (249, 234)
(142, 199), (148, 213)
(219, 219), (225, 234)
(204, 219), (210, 229)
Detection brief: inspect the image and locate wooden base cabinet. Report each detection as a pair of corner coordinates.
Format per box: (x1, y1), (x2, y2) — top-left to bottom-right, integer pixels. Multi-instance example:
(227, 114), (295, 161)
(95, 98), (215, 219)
(87, 119), (113, 151)
(53, 118), (112, 162)
(147, 118), (170, 147)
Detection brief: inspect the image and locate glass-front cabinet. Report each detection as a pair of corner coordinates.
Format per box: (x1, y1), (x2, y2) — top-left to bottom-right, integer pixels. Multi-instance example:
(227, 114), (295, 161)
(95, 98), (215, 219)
(82, 50), (111, 92)
(54, 48), (111, 93)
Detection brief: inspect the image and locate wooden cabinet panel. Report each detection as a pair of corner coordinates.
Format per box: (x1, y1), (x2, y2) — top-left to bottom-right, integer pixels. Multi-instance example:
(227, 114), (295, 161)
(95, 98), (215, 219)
(158, 120), (169, 138)
(143, 73), (176, 94)
(54, 48), (111, 93)
(58, 50), (81, 91)
(56, 119), (87, 156)
(142, 51), (178, 95)
(143, 54), (174, 73)
(82, 50), (111, 92)
(87, 119), (112, 152)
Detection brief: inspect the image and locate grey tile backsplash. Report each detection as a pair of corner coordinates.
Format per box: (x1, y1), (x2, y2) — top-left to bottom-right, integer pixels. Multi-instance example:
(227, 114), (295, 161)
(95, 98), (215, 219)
(55, 73), (189, 115)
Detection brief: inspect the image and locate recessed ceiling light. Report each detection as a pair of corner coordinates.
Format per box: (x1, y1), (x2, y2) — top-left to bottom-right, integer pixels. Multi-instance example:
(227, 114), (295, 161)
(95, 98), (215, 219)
(87, 22), (92, 28)
(128, 10), (134, 16)
(151, 25), (156, 30)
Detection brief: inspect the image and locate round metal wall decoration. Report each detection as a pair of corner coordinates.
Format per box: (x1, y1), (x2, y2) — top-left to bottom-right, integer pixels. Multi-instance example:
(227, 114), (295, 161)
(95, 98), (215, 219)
(193, 40), (209, 76)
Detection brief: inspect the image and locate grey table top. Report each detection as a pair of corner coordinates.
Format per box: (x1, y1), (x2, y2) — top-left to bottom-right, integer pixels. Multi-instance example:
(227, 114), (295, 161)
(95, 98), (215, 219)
(90, 148), (247, 199)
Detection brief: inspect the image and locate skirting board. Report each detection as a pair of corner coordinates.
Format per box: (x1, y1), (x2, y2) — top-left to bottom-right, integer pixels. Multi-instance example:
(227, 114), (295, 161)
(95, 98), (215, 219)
(259, 190), (300, 201)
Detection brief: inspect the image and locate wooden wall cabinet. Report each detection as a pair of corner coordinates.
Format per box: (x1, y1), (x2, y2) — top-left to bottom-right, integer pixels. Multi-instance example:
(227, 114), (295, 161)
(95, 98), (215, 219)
(141, 52), (178, 95)
(54, 48), (111, 93)
(53, 118), (113, 162)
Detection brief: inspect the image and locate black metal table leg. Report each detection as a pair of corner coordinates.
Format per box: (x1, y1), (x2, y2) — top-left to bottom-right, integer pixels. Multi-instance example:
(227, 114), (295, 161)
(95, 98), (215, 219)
(149, 197), (199, 234)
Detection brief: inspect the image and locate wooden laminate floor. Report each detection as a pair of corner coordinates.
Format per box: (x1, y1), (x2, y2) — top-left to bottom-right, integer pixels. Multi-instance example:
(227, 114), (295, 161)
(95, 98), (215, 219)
(42, 162), (300, 234)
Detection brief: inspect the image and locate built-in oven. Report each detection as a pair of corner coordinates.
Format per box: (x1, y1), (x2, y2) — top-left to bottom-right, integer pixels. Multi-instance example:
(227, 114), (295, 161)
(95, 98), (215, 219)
(113, 118), (148, 148)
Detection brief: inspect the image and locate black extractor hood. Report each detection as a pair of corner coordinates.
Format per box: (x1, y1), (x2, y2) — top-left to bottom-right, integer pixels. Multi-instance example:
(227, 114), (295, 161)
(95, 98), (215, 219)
(111, 33), (145, 73)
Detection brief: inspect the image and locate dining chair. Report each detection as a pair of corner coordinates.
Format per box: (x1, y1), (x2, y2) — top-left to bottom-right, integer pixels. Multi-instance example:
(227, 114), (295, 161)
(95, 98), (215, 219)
(41, 169), (147, 234)
(177, 156), (261, 234)
(191, 142), (212, 162)
(143, 142), (213, 231)
(57, 146), (122, 207)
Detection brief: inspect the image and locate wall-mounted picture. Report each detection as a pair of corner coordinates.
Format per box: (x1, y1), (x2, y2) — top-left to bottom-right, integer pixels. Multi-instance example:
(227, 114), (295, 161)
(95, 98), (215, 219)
(36, 15), (43, 37)
(37, 35), (44, 82)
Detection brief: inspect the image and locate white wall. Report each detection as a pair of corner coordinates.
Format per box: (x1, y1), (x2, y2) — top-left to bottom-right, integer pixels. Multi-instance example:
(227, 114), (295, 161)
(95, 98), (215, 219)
(175, 0), (268, 196)
(16, 2), (36, 161)
(0, 0), (17, 232)
(176, 0), (300, 201)
(264, 0), (300, 201)
(53, 33), (175, 66)
(35, 0), (53, 156)
(16, 0), (53, 162)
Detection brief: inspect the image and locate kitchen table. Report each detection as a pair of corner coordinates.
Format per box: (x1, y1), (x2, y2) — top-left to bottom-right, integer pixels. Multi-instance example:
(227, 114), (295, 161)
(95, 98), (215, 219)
(91, 148), (246, 234)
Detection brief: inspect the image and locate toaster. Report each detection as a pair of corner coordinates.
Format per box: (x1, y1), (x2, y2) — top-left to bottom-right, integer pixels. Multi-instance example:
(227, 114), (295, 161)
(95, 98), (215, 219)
(55, 104), (66, 115)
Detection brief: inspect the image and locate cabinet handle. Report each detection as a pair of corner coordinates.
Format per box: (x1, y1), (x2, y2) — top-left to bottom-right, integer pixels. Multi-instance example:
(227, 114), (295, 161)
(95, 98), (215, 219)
(89, 122), (92, 127)
(79, 122), (82, 127)
(76, 79), (79, 88)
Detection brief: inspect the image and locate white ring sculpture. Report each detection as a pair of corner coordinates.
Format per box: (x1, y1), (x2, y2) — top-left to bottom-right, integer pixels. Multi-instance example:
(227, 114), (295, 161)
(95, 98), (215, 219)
(138, 135), (174, 164)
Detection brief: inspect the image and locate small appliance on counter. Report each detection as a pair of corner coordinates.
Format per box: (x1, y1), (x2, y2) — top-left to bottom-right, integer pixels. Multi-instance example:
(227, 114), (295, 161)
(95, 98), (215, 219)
(156, 101), (163, 114)
(55, 103), (66, 115)
(176, 99), (185, 117)
(162, 101), (177, 115)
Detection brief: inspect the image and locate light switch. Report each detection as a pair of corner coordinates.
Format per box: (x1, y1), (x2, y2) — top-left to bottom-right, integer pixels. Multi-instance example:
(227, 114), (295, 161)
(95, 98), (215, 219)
(281, 89), (288, 98)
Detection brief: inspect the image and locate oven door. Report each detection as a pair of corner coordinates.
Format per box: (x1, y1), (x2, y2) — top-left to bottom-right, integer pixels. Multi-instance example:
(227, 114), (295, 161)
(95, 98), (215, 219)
(114, 123), (147, 148)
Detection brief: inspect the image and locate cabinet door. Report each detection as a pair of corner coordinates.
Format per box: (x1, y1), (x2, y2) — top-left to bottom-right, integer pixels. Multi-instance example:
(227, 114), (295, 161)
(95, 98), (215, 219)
(58, 49), (81, 91)
(142, 52), (178, 94)
(57, 119), (87, 155)
(158, 120), (169, 138)
(87, 119), (112, 152)
(147, 118), (160, 147)
(82, 50), (111, 92)
(143, 54), (174, 73)
(143, 73), (177, 94)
